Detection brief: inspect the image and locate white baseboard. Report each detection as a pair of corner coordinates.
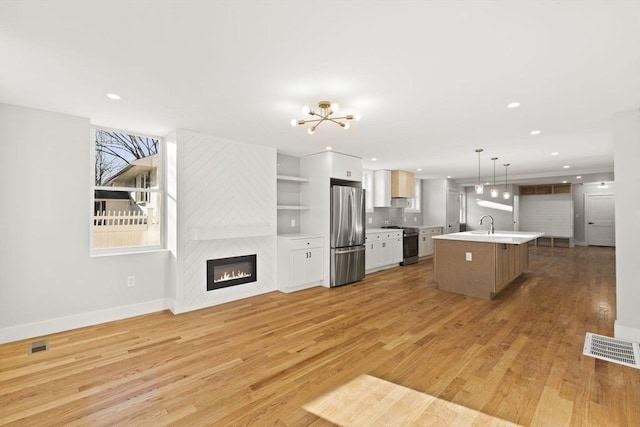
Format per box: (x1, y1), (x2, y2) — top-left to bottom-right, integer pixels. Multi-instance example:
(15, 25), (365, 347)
(0, 299), (171, 344)
(615, 321), (640, 343)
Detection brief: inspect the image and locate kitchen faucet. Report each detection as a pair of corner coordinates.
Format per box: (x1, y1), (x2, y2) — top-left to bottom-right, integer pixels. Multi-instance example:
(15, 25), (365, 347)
(479, 215), (495, 234)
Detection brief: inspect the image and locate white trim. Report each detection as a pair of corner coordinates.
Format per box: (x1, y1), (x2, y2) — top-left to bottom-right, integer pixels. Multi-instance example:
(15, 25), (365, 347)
(0, 299), (170, 344)
(615, 321), (640, 344)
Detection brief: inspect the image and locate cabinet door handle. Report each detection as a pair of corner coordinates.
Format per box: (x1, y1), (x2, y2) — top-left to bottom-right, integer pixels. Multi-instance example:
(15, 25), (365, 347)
(382, 242), (386, 248)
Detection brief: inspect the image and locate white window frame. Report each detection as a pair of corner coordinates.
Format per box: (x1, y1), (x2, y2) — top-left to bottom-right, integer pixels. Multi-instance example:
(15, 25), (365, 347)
(90, 126), (165, 256)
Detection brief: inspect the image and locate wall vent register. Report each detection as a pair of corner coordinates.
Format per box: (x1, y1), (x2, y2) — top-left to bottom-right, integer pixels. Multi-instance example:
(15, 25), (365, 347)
(583, 332), (639, 369)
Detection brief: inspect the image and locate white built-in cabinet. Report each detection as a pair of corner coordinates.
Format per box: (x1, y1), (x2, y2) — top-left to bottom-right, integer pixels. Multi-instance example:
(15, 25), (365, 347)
(299, 151), (363, 288)
(418, 226), (442, 258)
(277, 235), (324, 292)
(331, 153), (362, 181)
(365, 230), (403, 272)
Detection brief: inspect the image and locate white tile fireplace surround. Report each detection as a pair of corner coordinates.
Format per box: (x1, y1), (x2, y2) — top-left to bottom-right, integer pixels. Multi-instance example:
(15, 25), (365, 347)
(167, 130), (277, 314)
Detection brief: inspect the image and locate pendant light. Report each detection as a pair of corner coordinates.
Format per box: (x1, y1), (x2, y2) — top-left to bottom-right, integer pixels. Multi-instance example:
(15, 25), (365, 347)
(474, 148), (484, 194)
(490, 157), (499, 198)
(502, 163), (511, 199)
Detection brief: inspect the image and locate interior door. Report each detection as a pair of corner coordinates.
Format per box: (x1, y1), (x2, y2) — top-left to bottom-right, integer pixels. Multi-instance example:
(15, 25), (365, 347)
(446, 189), (460, 234)
(586, 194), (615, 247)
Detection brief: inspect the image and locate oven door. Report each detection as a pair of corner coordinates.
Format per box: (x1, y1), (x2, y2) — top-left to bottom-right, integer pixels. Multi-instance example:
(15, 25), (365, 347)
(401, 232), (419, 266)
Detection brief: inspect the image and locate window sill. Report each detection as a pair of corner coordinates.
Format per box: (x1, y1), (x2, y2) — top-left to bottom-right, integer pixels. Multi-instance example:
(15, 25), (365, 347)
(90, 246), (168, 258)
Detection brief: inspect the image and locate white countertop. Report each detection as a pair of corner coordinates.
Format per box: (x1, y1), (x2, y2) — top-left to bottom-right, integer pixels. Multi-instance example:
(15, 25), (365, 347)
(432, 231), (544, 245)
(366, 228), (398, 233)
(278, 233), (323, 240)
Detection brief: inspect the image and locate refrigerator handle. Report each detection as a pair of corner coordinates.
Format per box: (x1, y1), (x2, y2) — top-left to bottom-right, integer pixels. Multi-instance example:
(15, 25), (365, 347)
(334, 246), (365, 255)
(348, 190), (353, 242)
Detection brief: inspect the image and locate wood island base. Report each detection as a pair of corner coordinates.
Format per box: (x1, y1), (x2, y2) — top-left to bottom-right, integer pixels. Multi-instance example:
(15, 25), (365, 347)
(433, 239), (530, 300)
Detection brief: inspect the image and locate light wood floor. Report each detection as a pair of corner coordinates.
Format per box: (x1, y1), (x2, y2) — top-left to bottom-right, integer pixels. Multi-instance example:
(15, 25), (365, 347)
(1, 246), (638, 426)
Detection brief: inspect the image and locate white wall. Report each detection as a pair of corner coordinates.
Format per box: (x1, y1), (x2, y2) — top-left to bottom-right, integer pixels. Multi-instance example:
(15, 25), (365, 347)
(422, 179), (447, 227)
(613, 109), (640, 342)
(0, 104), (168, 343)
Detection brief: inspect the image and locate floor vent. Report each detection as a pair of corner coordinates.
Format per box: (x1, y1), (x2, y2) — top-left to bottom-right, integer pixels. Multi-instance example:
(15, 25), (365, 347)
(28, 340), (49, 355)
(583, 333), (640, 369)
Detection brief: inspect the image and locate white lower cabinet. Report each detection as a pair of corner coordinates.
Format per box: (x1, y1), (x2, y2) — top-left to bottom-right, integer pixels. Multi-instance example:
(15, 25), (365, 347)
(365, 230), (403, 273)
(419, 226), (442, 258)
(278, 235), (324, 292)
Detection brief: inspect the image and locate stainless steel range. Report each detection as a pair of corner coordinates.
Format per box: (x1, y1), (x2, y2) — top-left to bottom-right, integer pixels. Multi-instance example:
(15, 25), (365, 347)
(381, 226), (419, 265)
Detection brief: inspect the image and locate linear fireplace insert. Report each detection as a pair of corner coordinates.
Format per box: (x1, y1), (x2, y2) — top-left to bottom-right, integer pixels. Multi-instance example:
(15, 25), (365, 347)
(207, 254), (257, 291)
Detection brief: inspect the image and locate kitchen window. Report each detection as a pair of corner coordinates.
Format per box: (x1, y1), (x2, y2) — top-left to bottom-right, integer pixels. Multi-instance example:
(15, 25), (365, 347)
(91, 127), (163, 254)
(405, 179), (422, 213)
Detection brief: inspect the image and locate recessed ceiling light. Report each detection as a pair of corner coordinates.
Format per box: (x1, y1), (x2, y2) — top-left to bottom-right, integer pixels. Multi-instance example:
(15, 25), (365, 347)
(576, 176), (582, 179)
(326, 146), (332, 150)
(551, 152), (559, 156)
(563, 165), (570, 169)
(507, 102), (520, 108)
(417, 168), (422, 172)
(446, 175), (451, 178)
(106, 93), (120, 100)
(371, 157), (377, 161)
(562, 181), (568, 183)
(531, 130), (541, 135)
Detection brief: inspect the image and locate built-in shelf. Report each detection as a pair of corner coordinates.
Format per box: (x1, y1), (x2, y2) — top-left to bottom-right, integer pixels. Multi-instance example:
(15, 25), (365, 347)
(277, 175), (309, 183)
(277, 205), (310, 210)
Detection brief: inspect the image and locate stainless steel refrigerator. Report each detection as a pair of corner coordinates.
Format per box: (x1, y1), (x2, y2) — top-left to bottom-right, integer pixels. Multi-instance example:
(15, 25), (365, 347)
(330, 184), (366, 287)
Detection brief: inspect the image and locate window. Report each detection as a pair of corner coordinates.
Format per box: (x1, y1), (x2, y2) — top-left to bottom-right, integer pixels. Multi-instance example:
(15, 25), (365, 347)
(405, 179), (422, 213)
(92, 128), (163, 252)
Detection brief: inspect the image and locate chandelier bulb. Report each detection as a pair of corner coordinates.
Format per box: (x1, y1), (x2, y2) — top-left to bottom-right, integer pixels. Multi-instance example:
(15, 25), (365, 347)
(343, 122), (350, 129)
(330, 103), (339, 113)
(301, 106), (311, 115)
(290, 119), (297, 127)
(307, 127), (315, 135)
(354, 113), (361, 121)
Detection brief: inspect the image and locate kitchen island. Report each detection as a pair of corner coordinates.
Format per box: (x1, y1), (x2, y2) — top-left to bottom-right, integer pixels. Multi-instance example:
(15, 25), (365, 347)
(432, 231), (544, 299)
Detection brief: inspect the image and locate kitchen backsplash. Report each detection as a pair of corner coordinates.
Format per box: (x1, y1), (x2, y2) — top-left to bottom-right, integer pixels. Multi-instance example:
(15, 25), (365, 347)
(367, 207), (422, 228)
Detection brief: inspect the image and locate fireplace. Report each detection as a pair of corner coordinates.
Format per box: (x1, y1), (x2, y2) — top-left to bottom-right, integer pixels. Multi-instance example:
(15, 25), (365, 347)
(207, 254), (257, 291)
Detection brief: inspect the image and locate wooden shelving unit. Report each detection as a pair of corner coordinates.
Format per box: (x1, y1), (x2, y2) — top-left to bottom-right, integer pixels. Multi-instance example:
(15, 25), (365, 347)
(519, 183), (572, 195)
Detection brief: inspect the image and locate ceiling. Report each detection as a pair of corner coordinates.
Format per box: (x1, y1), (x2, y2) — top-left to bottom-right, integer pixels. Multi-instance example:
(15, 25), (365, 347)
(1, 1), (638, 185)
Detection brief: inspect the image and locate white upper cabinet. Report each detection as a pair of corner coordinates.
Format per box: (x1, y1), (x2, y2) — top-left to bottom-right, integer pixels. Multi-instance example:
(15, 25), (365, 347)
(329, 152), (362, 181)
(374, 170), (392, 207)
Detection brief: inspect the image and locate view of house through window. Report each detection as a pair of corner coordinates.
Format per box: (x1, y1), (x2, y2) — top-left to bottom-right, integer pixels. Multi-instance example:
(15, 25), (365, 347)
(93, 129), (162, 251)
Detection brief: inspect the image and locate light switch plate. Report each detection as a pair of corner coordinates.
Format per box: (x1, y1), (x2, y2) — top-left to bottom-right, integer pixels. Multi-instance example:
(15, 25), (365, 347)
(465, 252), (472, 261)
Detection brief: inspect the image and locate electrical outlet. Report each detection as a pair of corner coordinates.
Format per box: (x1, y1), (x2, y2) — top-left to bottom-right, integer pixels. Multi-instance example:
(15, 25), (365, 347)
(403, 216), (407, 222)
(290, 219), (296, 227)
(465, 252), (472, 261)
(127, 276), (136, 288)
(413, 217), (417, 222)
(368, 217), (373, 224)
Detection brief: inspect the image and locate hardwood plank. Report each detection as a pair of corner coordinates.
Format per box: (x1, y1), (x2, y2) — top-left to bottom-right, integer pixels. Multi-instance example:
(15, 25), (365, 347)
(1, 246), (638, 426)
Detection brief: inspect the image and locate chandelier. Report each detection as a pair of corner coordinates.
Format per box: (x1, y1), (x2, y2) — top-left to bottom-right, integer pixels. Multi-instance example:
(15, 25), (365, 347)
(291, 101), (360, 134)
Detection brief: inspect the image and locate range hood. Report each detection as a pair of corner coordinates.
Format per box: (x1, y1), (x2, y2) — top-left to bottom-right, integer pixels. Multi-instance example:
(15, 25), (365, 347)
(391, 170), (415, 198)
